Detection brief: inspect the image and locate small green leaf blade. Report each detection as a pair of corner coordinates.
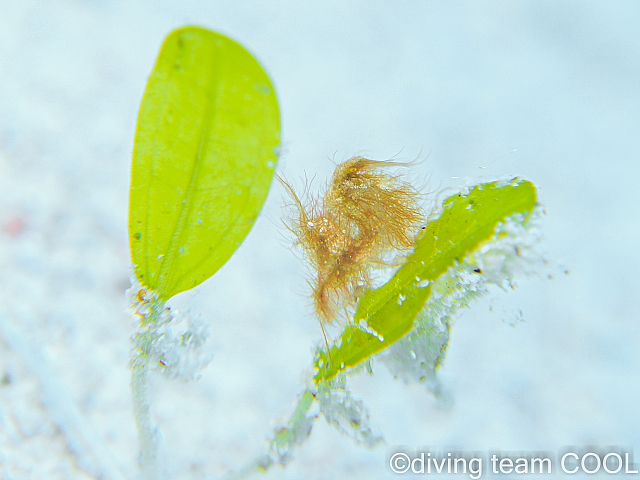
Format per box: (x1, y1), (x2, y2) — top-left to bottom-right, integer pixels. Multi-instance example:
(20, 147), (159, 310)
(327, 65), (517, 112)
(315, 179), (537, 382)
(129, 26), (280, 299)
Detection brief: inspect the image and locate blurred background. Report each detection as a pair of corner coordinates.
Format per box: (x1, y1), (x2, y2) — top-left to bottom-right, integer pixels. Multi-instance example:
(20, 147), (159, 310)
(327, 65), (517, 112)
(0, 1), (638, 479)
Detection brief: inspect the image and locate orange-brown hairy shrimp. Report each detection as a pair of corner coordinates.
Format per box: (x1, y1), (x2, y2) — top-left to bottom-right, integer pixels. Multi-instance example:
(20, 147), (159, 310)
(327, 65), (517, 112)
(281, 156), (425, 328)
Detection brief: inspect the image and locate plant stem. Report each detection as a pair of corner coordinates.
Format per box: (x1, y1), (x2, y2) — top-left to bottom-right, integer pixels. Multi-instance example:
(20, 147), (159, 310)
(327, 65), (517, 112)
(131, 358), (161, 480)
(128, 281), (165, 480)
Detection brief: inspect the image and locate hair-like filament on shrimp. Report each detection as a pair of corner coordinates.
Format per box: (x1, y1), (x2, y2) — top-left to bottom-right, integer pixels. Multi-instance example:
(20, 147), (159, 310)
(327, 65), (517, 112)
(282, 156), (425, 334)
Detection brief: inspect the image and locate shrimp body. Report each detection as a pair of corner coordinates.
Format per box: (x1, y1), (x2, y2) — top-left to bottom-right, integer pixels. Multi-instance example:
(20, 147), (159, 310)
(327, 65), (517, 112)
(285, 157), (424, 323)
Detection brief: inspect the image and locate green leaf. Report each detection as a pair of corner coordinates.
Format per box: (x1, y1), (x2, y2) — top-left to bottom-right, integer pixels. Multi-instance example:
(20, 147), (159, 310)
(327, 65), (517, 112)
(314, 178), (537, 383)
(129, 26), (280, 299)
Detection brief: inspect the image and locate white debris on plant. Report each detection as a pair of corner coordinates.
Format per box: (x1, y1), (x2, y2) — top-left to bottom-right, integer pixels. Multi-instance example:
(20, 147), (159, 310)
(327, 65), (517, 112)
(263, 388), (319, 468)
(252, 204), (548, 471)
(472, 207), (548, 286)
(251, 370), (383, 475)
(380, 204), (547, 390)
(126, 276), (213, 381)
(316, 373), (383, 448)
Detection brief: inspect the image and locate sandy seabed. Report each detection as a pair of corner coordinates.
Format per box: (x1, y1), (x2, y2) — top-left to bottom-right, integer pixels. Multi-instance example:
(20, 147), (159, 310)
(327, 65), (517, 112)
(0, 2), (639, 479)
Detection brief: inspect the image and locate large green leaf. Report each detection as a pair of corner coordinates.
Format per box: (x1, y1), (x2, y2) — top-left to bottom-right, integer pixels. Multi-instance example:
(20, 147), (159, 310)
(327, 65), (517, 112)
(129, 26), (280, 299)
(315, 179), (537, 382)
